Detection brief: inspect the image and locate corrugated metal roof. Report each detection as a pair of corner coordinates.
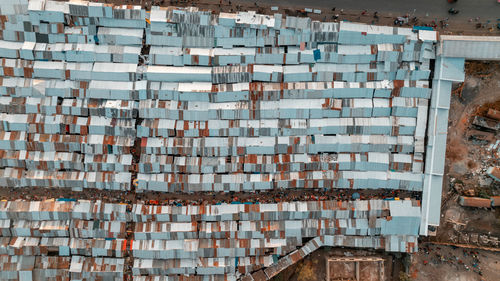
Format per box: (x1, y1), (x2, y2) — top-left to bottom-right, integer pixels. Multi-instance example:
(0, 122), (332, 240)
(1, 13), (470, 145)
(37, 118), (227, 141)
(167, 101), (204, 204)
(420, 55), (464, 236)
(439, 35), (500, 60)
(0, 0), (478, 277)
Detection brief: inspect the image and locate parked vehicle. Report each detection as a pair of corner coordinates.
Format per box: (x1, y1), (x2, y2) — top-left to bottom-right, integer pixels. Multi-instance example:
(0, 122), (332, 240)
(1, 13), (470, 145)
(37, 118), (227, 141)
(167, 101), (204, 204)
(394, 16), (408, 26)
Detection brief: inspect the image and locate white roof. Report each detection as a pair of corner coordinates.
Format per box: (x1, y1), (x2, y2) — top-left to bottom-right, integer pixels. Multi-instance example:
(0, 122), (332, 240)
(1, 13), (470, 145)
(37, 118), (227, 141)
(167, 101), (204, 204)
(33, 61), (64, 69)
(392, 153), (413, 163)
(188, 48), (212, 56)
(236, 12), (275, 27)
(368, 152), (390, 164)
(177, 82), (213, 92)
(98, 27), (143, 38)
(339, 21), (402, 35)
(149, 9), (167, 22)
(283, 64), (309, 73)
(93, 62), (137, 73)
(418, 30), (438, 42)
(313, 63), (356, 72)
(219, 12), (237, 20)
(27, 0), (44, 12)
(373, 98), (390, 107)
(147, 66), (211, 75)
(337, 45), (372, 55)
(66, 62), (93, 71)
(64, 26), (86, 35)
(253, 65), (282, 73)
(396, 27), (418, 40)
(89, 80), (134, 90)
(213, 48), (256, 56)
(150, 46), (183, 56)
(95, 45), (141, 54)
(21, 41), (36, 50)
(440, 35), (500, 42)
(45, 0), (69, 13)
(397, 117), (417, 126)
(0, 40), (24, 50)
(352, 99), (373, 108)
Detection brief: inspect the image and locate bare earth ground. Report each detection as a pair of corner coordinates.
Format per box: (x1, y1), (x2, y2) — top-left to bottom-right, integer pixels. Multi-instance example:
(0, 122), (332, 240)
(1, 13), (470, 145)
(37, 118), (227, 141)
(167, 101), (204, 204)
(0, 185), (420, 205)
(439, 62), (500, 242)
(410, 243), (500, 281)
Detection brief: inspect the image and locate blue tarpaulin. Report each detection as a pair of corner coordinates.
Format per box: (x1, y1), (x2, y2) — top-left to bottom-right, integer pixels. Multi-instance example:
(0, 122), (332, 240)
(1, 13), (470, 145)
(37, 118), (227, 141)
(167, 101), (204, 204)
(56, 198), (76, 202)
(313, 49), (321, 61)
(413, 25), (434, 31)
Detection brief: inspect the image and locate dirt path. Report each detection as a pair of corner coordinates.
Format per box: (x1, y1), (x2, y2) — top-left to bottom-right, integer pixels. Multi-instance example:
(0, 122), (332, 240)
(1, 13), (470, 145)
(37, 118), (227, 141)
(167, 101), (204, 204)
(446, 62), (500, 178)
(0, 185), (420, 205)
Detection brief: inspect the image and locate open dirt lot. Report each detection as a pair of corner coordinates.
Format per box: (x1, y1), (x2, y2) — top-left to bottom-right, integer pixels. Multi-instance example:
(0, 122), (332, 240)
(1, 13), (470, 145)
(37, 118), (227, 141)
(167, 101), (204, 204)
(438, 61), (500, 244)
(0, 185), (419, 205)
(328, 258), (384, 281)
(410, 243), (500, 281)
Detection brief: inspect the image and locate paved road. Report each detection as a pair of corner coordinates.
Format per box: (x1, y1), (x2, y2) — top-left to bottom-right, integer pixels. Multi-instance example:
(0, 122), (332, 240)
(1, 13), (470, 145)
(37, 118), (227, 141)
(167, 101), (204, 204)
(240, 0), (500, 21)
